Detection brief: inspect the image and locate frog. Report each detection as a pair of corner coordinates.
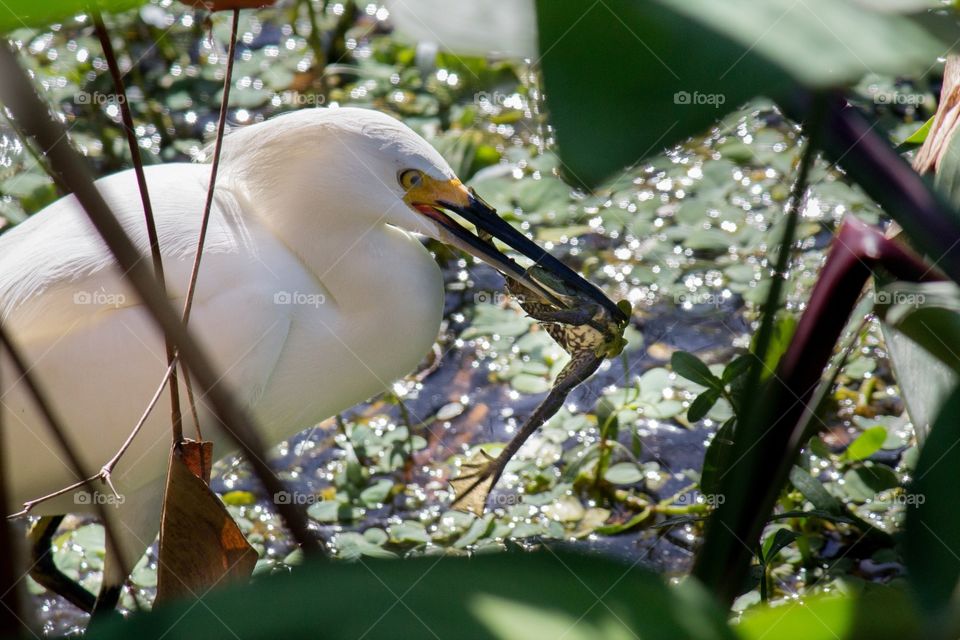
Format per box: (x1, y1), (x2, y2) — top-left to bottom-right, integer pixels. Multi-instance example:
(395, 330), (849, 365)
(450, 263), (632, 516)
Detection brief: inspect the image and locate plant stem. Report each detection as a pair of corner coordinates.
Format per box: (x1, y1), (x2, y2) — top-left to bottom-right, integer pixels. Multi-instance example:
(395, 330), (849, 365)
(90, 5), (185, 446)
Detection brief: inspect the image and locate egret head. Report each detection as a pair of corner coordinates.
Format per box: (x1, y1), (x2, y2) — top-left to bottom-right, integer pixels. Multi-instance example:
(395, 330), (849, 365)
(224, 107), (623, 320)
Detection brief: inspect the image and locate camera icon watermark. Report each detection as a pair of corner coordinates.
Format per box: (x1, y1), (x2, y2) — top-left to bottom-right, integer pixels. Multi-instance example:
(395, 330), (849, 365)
(473, 290), (528, 305)
(73, 289), (126, 307)
(673, 91), (726, 108)
(273, 490), (318, 505)
(474, 290), (509, 305)
(75, 91), (125, 106)
(274, 291), (326, 308)
(74, 490), (125, 507)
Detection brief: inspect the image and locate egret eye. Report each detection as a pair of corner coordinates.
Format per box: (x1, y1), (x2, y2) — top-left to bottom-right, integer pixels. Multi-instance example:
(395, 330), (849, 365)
(398, 169), (424, 190)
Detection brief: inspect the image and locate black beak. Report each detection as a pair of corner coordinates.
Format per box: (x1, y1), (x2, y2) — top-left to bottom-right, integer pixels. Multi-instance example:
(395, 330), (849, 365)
(434, 189), (627, 324)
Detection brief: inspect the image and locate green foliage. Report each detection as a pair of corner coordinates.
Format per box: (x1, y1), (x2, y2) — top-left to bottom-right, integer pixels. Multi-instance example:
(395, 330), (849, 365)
(535, 0), (950, 185)
(905, 384), (960, 623)
(85, 552), (736, 640)
(0, 0), (143, 33)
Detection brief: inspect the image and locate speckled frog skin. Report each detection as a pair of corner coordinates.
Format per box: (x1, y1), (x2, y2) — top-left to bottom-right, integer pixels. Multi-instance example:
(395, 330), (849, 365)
(451, 265), (631, 515)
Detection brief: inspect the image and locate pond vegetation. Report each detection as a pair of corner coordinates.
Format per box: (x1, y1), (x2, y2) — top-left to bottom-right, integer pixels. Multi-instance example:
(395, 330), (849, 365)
(1, 0), (957, 638)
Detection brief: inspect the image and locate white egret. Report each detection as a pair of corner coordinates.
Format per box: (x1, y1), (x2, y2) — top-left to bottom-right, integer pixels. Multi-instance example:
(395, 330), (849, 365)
(0, 107), (616, 611)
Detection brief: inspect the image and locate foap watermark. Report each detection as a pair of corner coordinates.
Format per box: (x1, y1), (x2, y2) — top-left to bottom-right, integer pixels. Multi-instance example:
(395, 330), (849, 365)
(675, 491), (725, 507)
(674, 91), (726, 108)
(874, 92), (927, 107)
(273, 490), (319, 505)
(276, 91), (325, 107)
(489, 492), (524, 507)
(674, 291), (731, 308)
(75, 91), (125, 106)
(73, 288), (126, 307)
(473, 290), (530, 305)
(75, 490), (125, 507)
(274, 291), (326, 308)
(893, 492), (925, 506)
(871, 289), (925, 307)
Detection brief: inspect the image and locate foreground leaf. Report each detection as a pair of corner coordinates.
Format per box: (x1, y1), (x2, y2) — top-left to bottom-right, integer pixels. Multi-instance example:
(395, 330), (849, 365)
(0, 0), (143, 32)
(88, 552), (736, 640)
(905, 383), (960, 621)
(536, 0), (950, 185)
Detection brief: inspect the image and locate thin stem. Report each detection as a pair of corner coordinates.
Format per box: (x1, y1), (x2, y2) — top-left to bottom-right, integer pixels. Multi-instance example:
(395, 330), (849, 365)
(181, 9), (239, 329)
(90, 6), (184, 446)
(8, 358), (179, 519)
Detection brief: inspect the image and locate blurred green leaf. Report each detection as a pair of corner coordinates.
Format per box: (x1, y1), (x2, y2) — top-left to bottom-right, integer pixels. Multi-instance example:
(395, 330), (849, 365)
(843, 426), (888, 462)
(876, 280), (960, 442)
(905, 383), (960, 619)
(789, 466), (843, 515)
(898, 115), (933, 148)
(737, 585), (924, 639)
(536, 0), (948, 185)
(604, 462), (644, 485)
(86, 552), (736, 640)
(701, 418), (736, 496)
(0, 0), (144, 32)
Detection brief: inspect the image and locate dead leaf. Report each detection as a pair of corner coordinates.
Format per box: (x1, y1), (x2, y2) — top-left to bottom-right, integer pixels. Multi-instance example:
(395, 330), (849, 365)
(155, 441), (258, 604)
(913, 55), (960, 175)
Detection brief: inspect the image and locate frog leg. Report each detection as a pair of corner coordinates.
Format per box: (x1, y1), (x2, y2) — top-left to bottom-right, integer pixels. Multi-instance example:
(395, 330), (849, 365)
(452, 352), (602, 512)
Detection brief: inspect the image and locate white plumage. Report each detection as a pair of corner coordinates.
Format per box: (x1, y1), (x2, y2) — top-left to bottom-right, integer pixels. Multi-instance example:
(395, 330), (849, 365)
(1, 108), (453, 581)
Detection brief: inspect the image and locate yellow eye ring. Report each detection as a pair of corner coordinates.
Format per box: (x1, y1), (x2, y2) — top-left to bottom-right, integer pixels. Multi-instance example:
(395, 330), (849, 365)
(398, 169), (424, 190)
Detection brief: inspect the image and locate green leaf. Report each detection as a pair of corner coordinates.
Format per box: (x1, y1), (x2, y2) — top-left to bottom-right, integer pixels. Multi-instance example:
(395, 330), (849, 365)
(700, 418), (736, 497)
(876, 280), (960, 443)
(843, 426), (888, 462)
(603, 462), (644, 486)
(536, 0), (948, 185)
(788, 466), (843, 515)
(898, 115), (934, 147)
(85, 552), (736, 640)
(0, 0), (144, 32)
(905, 383), (960, 618)
(688, 388), (721, 422)
(754, 312), (798, 381)
(737, 586), (923, 639)
(359, 479), (394, 507)
(934, 114), (960, 210)
(595, 508), (652, 535)
(841, 464), (899, 502)
(721, 355), (752, 384)
(671, 352), (723, 390)
(760, 528), (799, 565)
